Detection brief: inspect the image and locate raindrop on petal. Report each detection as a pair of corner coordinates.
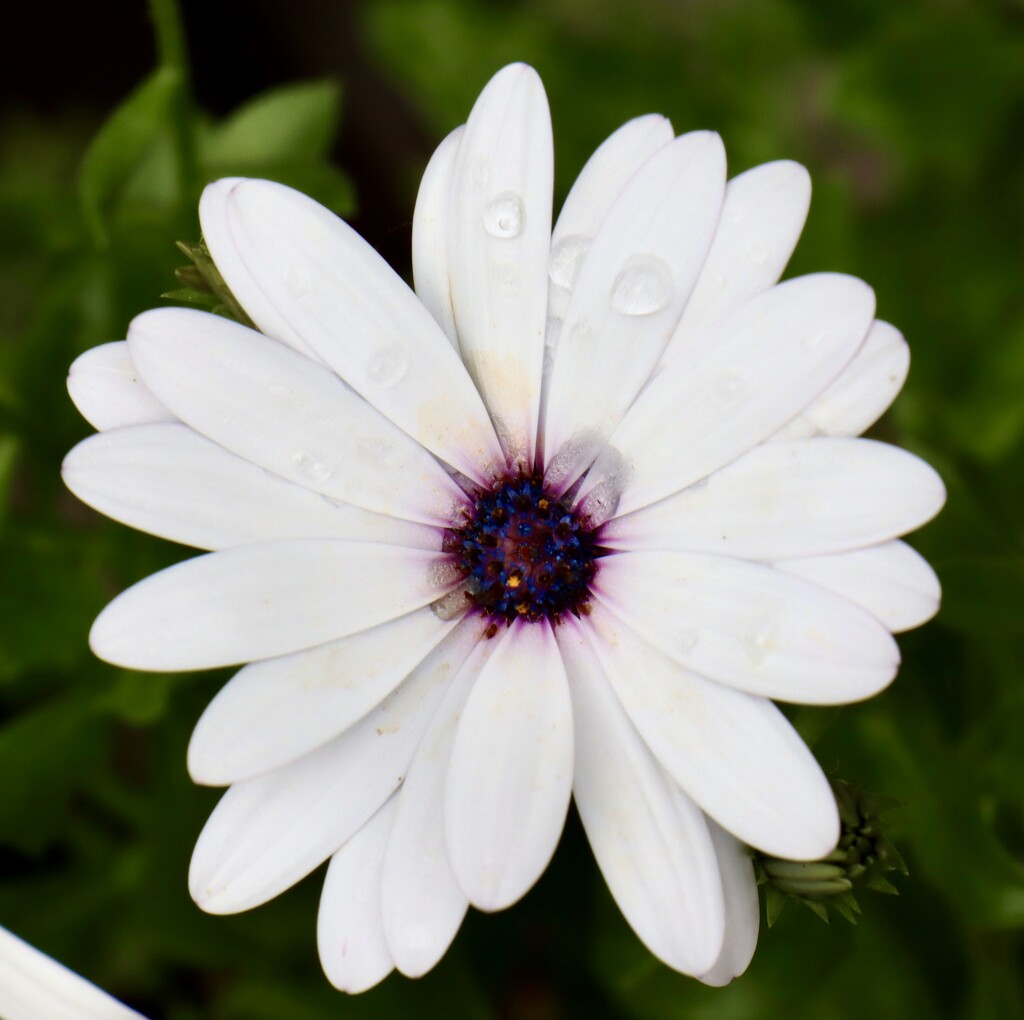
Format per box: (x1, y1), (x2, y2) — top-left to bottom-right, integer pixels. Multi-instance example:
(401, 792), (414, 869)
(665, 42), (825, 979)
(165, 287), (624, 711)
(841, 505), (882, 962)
(293, 451), (333, 484)
(367, 344), (409, 388)
(483, 193), (525, 239)
(548, 235), (590, 290)
(610, 255), (673, 316)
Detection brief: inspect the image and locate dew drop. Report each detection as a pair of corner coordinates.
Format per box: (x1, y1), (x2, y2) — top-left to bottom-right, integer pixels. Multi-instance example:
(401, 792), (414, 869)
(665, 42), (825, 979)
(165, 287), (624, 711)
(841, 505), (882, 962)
(483, 193), (525, 239)
(431, 584), (472, 621)
(350, 435), (401, 469)
(367, 344), (409, 388)
(610, 255), (673, 316)
(293, 452), (333, 484)
(542, 338), (557, 380)
(577, 477), (623, 528)
(426, 558), (467, 593)
(548, 235), (590, 289)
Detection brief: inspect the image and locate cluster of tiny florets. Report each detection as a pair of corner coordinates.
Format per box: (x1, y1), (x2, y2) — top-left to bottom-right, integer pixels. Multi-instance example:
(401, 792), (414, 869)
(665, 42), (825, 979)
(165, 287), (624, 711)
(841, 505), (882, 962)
(448, 474), (603, 631)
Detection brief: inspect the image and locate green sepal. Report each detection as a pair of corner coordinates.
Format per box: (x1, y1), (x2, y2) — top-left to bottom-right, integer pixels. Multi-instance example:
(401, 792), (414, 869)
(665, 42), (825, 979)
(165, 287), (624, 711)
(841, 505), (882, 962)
(166, 239), (254, 327)
(829, 892), (862, 924)
(804, 900), (831, 924)
(159, 287), (218, 309)
(173, 264), (212, 291)
(765, 885), (788, 927)
(865, 874), (901, 895)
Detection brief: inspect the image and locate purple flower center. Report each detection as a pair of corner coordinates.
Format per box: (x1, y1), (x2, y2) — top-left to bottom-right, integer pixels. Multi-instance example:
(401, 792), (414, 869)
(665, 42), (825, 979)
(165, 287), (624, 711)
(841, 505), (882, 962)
(450, 474), (604, 629)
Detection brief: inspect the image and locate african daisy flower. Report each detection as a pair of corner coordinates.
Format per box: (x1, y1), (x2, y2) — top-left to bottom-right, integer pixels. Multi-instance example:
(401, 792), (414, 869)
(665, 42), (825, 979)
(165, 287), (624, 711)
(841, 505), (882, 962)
(62, 64), (944, 992)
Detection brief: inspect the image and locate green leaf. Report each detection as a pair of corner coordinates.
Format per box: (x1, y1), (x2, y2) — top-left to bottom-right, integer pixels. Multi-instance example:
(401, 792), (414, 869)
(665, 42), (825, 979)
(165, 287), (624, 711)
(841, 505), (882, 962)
(0, 530), (107, 681)
(857, 712), (1024, 928)
(0, 693), (108, 854)
(78, 67), (183, 248)
(203, 80), (341, 166)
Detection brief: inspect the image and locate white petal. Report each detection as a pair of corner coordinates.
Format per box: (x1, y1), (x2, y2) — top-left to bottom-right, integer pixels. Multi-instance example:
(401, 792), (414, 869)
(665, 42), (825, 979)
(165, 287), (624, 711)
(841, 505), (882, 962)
(63, 423), (442, 552)
(220, 179), (504, 482)
(603, 437), (946, 560)
(67, 341), (174, 431)
(188, 607), (459, 784)
(698, 820), (759, 987)
(548, 114), (674, 322)
(558, 620), (725, 976)
(583, 602), (840, 860)
(90, 540), (458, 671)
(577, 273), (876, 521)
(381, 644), (484, 977)
(774, 320), (909, 440)
(666, 160), (811, 358)
(413, 125), (464, 351)
(544, 132), (727, 494)
(778, 540), (941, 633)
(595, 550), (899, 704)
(188, 622), (480, 913)
(0, 926), (145, 1020)
(127, 308), (466, 526)
(448, 63), (553, 466)
(317, 798), (396, 995)
(445, 619), (573, 910)
(199, 177), (319, 358)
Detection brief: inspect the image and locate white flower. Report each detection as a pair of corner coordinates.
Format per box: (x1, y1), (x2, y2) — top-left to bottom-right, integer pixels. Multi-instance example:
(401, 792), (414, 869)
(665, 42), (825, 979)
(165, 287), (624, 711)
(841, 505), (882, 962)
(62, 64), (945, 993)
(0, 925), (145, 1019)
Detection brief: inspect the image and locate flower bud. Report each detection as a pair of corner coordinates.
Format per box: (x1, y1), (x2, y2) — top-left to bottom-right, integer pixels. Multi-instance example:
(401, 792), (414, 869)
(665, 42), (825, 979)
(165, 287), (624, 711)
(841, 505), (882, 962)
(756, 779), (908, 925)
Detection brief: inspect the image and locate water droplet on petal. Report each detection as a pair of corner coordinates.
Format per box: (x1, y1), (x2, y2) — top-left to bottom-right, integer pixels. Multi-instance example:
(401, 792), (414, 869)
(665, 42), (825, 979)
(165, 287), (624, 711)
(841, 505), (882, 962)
(578, 477), (623, 527)
(483, 193), (524, 239)
(367, 344), (409, 388)
(350, 435), (401, 469)
(426, 558), (466, 592)
(294, 452), (333, 484)
(548, 235), (590, 289)
(610, 255), (673, 316)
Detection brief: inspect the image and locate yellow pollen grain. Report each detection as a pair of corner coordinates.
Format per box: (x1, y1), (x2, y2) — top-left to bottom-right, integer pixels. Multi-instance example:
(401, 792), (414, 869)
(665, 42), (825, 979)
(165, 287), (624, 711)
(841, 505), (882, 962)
(515, 602), (529, 615)
(507, 575), (521, 589)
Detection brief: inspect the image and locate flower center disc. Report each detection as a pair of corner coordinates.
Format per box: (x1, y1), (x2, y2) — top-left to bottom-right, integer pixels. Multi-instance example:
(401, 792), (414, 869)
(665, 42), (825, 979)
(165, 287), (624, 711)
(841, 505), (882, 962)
(452, 475), (602, 626)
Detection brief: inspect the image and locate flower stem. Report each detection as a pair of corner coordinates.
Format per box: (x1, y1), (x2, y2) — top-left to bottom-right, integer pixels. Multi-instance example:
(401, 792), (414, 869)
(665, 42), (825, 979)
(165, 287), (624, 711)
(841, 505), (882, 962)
(147, 0), (199, 200)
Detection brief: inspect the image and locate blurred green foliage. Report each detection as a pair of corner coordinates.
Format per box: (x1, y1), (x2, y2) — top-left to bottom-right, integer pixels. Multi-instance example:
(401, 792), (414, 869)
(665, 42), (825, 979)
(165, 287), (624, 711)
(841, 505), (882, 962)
(1, 0), (1022, 1017)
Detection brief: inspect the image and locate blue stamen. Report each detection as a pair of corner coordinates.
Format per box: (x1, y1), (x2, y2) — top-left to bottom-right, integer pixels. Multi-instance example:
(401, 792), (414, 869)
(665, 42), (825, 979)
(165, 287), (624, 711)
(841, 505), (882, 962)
(450, 473), (603, 627)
